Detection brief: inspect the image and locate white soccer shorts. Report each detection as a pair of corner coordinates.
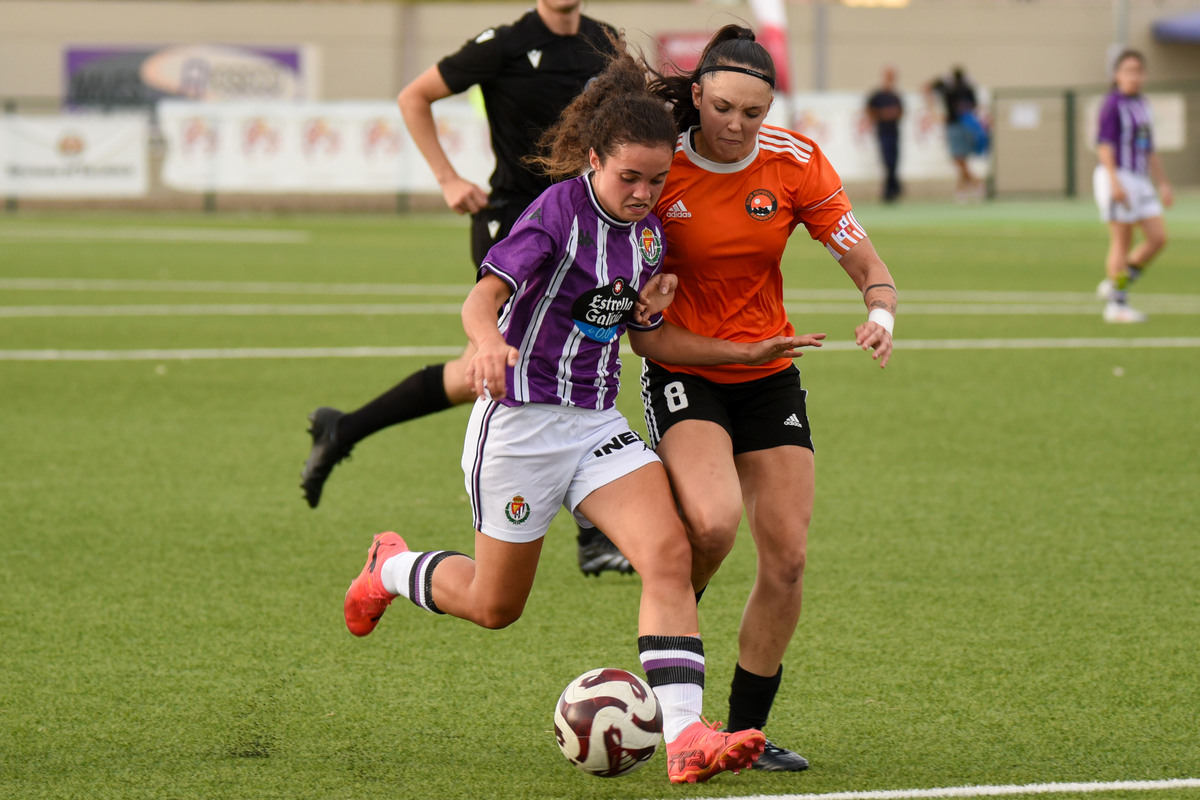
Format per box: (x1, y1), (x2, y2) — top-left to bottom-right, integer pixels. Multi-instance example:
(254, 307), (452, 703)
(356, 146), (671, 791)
(1093, 166), (1163, 224)
(461, 399), (661, 543)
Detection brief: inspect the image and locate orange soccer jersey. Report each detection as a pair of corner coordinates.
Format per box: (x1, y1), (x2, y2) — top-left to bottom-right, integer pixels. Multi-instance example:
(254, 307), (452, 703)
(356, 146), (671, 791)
(653, 124), (866, 383)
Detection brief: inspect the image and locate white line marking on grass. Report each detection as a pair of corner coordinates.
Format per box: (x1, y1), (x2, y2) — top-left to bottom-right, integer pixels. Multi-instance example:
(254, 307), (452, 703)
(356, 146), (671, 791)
(3, 338), (1199, 362)
(5, 279), (1198, 308)
(4, 302), (1198, 318)
(0, 346), (466, 361)
(0, 227), (310, 244)
(0, 278), (472, 296)
(696, 776), (1200, 800)
(880, 337), (1200, 351)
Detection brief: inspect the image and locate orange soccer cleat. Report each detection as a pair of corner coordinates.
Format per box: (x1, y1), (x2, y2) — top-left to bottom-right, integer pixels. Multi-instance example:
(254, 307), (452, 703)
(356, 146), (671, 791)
(343, 532), (407, 637)
(665, 719), (766, 784)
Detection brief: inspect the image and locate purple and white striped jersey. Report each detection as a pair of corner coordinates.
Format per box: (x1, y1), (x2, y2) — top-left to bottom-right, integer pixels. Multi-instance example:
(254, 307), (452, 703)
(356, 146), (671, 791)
(480, 174), (666, 411)
(1096, 89), (1154, 175)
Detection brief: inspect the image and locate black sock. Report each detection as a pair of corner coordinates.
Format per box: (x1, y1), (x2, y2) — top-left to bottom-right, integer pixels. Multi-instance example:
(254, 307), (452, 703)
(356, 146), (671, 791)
(336, 364), (451, 447)
(694, 583), (708, 605)
(727, 662), (782, 732)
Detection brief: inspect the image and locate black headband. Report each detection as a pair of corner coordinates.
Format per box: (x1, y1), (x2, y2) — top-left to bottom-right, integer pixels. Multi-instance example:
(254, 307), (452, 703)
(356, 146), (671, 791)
(697, 65), (775, 89)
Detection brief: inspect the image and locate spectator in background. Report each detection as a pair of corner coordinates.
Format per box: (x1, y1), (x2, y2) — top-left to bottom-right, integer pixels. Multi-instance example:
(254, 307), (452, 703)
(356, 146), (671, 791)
(865, 67), (904, 203)
(927, 67), (986, 201)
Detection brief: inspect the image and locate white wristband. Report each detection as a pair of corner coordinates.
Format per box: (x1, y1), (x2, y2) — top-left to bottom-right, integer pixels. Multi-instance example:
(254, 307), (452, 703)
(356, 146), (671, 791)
(868, 308), (895, 335)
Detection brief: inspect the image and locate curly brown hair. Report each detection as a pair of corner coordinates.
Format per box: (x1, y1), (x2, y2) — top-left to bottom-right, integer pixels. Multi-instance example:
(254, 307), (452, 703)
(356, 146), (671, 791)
(526, 35), (677, 179)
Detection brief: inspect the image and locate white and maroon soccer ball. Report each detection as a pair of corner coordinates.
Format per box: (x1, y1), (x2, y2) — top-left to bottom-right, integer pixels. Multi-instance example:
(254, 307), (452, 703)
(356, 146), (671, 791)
(553, 667), (663, 778)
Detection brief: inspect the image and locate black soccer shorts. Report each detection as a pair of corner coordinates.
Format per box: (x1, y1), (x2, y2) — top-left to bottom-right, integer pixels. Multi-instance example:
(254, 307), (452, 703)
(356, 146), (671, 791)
(471, 195), (535, 269)
(640, 361), (814, 454)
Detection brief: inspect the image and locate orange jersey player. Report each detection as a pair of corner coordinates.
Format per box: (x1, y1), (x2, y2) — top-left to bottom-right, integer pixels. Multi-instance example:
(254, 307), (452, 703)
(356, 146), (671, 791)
(642, 24), (897, 771)
(654, 123), (868, 383)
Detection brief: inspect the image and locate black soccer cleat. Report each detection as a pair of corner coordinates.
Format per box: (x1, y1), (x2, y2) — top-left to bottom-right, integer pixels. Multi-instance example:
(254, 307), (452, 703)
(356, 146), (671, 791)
(577, 525), (634, 577)
(751, 738), (809, 772)
(301, 407), (352, 509)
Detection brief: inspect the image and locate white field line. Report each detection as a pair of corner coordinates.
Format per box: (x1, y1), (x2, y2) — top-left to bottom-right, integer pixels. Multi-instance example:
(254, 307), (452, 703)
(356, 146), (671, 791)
(0, 346), (467, 361)
(3, 338), (1199, 362)
(4, 279), (1199, 308)
(0, 278), (472, 296)
(0, 227), (310, 244)
(693, 777), (1200, 800)
(0, 303), (464, 317)
(3, 301), (1198, 318)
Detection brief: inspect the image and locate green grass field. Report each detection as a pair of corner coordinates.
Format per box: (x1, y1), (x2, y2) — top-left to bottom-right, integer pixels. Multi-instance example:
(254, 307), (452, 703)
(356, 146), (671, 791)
(2, 195), (1198, 800)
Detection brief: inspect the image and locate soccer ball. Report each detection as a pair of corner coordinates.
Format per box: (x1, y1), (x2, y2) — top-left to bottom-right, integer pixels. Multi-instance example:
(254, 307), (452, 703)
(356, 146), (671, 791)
(553, 667), (663, 778)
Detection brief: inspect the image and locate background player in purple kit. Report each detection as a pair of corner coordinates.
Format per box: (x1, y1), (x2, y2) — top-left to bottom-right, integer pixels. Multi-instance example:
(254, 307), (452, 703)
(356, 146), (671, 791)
(1093, 49), (1173, 324)
(300, 0), (634, 577)
(341, 48), (824, 785)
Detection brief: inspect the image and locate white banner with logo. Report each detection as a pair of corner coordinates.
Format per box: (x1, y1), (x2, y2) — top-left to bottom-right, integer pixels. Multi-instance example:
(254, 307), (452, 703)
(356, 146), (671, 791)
(157, 91), (991, 196)
(0, 114), (149, 197)
(771, 91), (991, 183)
(159, 99), (494, 193)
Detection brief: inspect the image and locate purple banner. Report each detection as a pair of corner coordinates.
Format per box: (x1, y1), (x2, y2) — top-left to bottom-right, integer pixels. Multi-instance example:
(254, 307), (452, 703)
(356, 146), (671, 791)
(65, 45), (309, 108)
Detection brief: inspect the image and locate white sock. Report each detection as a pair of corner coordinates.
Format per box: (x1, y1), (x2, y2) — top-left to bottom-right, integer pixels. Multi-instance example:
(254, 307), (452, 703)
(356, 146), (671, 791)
(653, 682), (703, 743)
(379, 550), (421, 597)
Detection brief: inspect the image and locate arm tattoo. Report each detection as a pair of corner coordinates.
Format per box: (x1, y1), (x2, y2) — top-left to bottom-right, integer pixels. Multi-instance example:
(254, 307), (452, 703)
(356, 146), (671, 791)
(864, 282), (898, 315)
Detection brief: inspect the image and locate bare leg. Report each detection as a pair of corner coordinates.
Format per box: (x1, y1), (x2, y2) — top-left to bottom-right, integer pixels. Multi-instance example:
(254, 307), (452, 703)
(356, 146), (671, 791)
(652, 421), (744, 592)
(1129, 215), (1167, 269)
(442, 343), (480, 405)
(430, 533), (542, 630)
(731, 446), (815, 676)
(576, 463), (697, 634)
(1106, 221), (1135, 281)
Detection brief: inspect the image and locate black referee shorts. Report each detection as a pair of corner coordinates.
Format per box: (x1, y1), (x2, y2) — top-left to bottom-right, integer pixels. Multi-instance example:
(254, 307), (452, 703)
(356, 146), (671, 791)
(640, 361), (813, 455)
(471, 195), (536, 268)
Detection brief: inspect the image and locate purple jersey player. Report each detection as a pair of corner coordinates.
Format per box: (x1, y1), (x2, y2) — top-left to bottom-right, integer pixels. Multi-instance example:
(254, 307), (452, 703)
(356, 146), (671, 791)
(341, 46), (821, 785)
(1093, 49), (1173, 323)
(477, 174), (667, 410)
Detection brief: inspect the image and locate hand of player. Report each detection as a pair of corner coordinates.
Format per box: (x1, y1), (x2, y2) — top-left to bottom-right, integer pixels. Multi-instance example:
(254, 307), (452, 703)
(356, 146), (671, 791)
(634, 273), (678, 324)
(855, 320), (892, 368)
(465, 341), (519, 400)
(1159, 181), (1174, 208)
(1111, 179), (1129, 207)
(741, 333), (826, 366)
(441, 176), (490, 215)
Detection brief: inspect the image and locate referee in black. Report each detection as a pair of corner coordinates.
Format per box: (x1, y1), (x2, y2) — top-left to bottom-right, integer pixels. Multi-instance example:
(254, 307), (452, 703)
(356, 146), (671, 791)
(301, 0), (633, 576)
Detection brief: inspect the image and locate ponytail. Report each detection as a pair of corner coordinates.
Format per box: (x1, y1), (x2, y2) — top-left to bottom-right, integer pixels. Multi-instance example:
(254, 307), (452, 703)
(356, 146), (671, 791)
(648, 24), (776, 132)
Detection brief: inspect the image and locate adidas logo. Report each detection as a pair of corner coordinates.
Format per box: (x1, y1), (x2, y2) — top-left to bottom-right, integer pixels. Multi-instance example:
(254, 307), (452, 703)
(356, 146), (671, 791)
(783, 413), (804, 428)
(664, 200), (692, 219)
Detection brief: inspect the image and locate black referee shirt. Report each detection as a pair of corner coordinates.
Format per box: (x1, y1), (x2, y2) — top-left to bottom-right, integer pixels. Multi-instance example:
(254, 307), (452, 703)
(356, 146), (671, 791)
(437, 11), (616, 202)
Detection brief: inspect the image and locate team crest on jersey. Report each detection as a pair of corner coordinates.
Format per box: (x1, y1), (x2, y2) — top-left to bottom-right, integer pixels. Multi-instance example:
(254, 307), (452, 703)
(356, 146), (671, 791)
(571, 278), (637, 343)
(504, 495), (531, 525)
(639, 227), (662, 266)
(746, 189), (778, 222)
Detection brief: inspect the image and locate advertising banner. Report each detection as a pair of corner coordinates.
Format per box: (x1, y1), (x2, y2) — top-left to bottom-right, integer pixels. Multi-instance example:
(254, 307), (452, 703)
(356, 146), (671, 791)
(159, 98), (493, 194)
(0, 114), (149, 197)
(780, 91), (991, 183)
(66, 45), (316, 108)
